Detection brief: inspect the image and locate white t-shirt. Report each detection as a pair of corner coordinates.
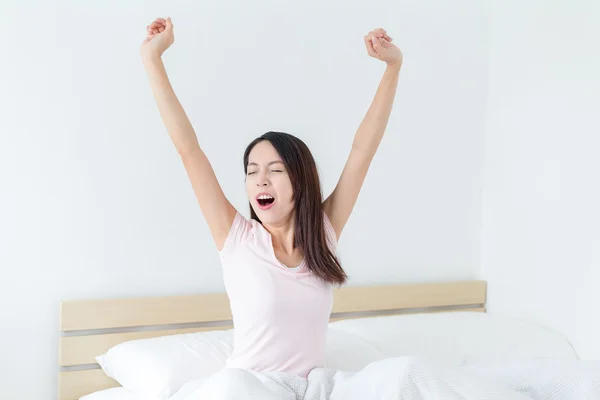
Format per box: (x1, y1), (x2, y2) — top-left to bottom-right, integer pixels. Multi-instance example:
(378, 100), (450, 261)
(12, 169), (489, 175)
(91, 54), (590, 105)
(218, 211), (337, 377)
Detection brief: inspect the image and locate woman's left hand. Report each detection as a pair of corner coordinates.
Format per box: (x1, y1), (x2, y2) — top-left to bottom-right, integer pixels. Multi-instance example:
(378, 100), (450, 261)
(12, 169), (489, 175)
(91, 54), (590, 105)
(364, 28), (402, 67)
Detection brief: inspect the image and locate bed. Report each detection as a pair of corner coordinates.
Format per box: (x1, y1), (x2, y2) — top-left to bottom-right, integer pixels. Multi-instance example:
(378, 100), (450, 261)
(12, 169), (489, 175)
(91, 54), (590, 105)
(59, 280), (592, 400)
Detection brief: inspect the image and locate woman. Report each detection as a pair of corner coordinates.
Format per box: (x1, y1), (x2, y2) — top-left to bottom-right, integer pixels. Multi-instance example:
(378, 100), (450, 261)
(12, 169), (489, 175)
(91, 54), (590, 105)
(141, 17), (402, 379)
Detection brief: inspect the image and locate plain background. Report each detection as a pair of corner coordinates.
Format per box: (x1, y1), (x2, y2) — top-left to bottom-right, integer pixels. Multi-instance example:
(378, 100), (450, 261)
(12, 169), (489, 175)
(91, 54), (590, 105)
(481, 0), (600, 361)
(0, 0), (597, 398)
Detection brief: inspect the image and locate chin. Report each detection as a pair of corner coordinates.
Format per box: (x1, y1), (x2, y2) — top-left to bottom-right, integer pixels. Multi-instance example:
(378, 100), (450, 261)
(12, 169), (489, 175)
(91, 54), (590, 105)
(252, 206), (291, 225)
(254, 210), (278, 224)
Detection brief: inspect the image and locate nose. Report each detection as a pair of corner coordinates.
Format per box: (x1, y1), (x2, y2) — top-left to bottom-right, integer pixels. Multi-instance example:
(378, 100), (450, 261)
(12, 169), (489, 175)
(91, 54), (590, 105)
(256, 171), (269, 187)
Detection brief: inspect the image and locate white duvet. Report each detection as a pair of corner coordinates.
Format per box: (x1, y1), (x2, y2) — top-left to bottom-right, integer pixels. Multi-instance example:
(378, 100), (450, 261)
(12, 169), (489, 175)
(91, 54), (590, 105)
(171, 357), (600, 400)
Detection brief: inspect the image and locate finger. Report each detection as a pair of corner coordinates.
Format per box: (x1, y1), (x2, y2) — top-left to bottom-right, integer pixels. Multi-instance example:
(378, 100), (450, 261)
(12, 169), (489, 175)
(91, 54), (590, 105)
(366, 33), (382, 52)
(383, 33), (393, 41)
(369, 30), (385, 39)
(166, 16), (173, 29)
(371, 36), (384, 54)
(150, 20), (163, 29)
(370, 29), (385, 39)
(380, 38), (392, 49)
(364, 35), (379, 58)
(158, 26), (165, 33)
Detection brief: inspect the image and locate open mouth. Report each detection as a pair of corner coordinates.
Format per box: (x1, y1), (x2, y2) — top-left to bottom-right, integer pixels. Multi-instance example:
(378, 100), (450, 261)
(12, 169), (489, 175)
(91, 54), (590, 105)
(256, 193), (275, 210)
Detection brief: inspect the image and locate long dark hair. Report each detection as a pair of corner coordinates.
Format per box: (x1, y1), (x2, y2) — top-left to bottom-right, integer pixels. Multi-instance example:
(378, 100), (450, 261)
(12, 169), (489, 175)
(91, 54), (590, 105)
(243, 131), (347, 285)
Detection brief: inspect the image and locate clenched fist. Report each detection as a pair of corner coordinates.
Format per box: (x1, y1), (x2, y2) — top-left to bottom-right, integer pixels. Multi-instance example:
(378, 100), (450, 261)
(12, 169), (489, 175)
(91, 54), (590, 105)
(364, 28), (402, 67)
(141, 17), (175, 61)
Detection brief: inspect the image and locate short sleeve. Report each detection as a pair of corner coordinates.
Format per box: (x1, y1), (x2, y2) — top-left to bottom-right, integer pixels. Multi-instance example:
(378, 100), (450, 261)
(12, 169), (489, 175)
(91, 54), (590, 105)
(219, 212), (252, 257)
(323, 212), (338, 252)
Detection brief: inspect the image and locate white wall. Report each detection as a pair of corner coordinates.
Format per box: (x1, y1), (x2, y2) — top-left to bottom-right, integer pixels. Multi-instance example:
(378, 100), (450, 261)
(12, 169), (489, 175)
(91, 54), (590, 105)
(481, 0), (600, 359)
(0, 1), (490, 398)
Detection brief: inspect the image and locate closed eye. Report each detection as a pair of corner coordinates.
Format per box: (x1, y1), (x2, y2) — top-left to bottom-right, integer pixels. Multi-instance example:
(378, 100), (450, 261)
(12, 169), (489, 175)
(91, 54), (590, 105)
(247, 171), (257, 175)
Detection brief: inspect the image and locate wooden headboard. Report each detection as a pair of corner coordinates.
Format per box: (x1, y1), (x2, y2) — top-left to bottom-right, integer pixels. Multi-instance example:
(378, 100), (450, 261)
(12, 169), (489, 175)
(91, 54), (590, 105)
(58, 280), (486, 399)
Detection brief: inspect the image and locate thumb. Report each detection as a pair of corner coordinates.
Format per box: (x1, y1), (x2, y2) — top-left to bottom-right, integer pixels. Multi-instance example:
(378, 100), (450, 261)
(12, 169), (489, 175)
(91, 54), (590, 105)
(371, 36), (383, 52)
(166, 17), (173, 30)
(380, 39), (392, 49)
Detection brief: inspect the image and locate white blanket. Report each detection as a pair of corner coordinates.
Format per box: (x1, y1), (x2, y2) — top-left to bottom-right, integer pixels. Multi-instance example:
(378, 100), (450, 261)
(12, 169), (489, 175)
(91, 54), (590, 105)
(174, 357), (600, 400)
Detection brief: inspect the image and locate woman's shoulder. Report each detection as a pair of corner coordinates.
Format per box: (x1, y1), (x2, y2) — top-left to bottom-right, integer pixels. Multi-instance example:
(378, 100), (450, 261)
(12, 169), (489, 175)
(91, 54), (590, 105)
(219, 211), (258, 256)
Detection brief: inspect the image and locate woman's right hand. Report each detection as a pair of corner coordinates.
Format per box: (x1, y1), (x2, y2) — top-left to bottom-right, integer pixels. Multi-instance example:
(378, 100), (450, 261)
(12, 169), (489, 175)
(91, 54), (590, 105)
(141, 17), (174, 61)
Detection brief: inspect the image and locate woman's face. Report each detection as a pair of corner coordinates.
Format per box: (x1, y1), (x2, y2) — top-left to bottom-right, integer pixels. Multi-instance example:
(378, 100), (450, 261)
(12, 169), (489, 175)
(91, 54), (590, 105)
(246, 140), (295, 224)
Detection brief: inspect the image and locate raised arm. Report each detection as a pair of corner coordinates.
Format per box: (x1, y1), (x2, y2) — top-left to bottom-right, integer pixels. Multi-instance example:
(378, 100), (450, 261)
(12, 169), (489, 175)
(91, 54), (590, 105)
(323, 28), (403, 239)
(141, 17), (236, 250)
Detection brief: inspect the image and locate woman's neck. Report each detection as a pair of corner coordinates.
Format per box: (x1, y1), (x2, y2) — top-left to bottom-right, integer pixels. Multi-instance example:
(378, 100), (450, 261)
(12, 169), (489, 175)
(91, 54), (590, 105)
(264, 215), (297, 255)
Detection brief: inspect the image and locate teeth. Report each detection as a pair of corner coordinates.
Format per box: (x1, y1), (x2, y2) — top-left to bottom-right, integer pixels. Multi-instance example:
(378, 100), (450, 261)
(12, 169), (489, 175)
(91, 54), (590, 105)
(258, 194), (274, 200)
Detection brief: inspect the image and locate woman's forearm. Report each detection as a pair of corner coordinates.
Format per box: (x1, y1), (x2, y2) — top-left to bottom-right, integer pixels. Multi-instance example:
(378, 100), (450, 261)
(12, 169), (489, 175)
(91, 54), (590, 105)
(143, 55), (200, 154)
(352, 63), (401, 157)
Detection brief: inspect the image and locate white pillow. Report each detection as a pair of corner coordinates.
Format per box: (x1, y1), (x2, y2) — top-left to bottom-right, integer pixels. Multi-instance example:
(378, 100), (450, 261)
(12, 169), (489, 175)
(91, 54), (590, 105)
(327, 312), (579, 369)
(324, 327), (383, 371)
(96, 329), (233, 400)
(79, 387), (138, 400)
(97, 311), (579, 399)
(95, 327), (376, 399)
